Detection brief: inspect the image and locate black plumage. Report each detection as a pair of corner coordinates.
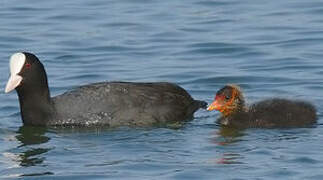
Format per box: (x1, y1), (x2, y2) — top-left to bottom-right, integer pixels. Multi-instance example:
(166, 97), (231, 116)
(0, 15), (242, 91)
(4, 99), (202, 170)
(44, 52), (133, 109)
(6, 52), (207, 127)
(208, 84), (317, 128)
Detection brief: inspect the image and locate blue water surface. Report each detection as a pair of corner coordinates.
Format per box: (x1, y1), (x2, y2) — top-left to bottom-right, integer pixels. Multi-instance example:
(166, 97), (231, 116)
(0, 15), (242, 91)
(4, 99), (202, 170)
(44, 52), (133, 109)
(1, 0), (323, 179)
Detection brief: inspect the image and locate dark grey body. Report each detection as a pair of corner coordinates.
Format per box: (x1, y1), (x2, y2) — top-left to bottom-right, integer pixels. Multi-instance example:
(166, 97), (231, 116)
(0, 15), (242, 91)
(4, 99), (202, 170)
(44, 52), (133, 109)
(47, 82), (206, 127)
(218, 98), (317, 128)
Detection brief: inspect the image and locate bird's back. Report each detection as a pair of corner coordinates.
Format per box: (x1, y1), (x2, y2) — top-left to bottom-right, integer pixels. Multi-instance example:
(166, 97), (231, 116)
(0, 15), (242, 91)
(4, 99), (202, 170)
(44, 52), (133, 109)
(50, 82), (205, 127)
(249, 98), (317, 128)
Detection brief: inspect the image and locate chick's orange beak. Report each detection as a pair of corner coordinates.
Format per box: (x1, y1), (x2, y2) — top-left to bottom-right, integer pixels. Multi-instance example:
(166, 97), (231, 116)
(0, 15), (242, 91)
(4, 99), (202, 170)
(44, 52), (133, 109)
(207, 100), (223, 111)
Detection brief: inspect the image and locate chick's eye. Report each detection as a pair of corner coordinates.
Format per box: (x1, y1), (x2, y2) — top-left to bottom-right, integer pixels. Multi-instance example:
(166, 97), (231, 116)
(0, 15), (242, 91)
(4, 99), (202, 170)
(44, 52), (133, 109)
(225, 95), (230, 100)
(25, 63), (31, 69)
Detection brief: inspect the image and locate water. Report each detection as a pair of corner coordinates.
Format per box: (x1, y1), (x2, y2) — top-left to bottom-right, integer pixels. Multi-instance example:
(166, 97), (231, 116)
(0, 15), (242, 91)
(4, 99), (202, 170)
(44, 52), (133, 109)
(1, 0), (323, 179)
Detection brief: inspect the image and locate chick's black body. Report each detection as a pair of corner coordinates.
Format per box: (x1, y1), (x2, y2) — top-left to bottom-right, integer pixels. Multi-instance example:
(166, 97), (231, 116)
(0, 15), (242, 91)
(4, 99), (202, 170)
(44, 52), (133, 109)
(210, 85), (317, 129)
(218, 98), (317, 128)
(11, 52), (207, 127)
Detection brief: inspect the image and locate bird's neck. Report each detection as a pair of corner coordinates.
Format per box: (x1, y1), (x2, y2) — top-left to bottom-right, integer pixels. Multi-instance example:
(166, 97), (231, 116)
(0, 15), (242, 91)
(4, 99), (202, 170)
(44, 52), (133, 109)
(221, 101), (247, 118)
(16, 85), (53, 126)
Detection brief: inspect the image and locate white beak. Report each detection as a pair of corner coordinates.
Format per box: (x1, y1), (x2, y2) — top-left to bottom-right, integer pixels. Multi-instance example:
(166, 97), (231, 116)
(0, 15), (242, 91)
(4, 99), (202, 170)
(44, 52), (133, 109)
(5, 74), (23, 93)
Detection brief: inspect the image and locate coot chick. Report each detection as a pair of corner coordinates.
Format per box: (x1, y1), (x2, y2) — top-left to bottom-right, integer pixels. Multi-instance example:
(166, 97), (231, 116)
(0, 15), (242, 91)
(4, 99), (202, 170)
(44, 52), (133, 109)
(207, 84), (317, 128)
(5, 52), (207, 127)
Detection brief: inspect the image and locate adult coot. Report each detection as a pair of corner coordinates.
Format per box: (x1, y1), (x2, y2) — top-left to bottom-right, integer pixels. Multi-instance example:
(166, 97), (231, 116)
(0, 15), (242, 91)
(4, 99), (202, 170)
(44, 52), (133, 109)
(207, 84), (317, 128)
(5, 52), (207, 127)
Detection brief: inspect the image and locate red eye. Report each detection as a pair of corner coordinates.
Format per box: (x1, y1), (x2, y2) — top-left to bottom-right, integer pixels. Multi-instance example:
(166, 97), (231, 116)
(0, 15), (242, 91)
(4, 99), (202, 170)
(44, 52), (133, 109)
(26, 63), (31, 68)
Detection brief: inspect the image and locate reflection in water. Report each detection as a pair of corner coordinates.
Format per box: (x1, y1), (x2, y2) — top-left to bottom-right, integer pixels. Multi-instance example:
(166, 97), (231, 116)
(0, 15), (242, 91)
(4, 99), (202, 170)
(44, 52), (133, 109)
(18, 148), (49, 167)
(211, 126), (246, 164)
(216, 153), (244, 165)
(212, 126), (245, 146)
(21, 171), (54, 177)
(15, 126), (51, 167)
(1, 126), (55, 177)
(16, 126), (50, 147)
(1, 126), (53, 178)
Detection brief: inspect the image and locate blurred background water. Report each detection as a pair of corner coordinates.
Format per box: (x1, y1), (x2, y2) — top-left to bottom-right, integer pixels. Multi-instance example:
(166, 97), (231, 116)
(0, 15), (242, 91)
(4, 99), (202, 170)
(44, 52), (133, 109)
(0, 0), (323, 179)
